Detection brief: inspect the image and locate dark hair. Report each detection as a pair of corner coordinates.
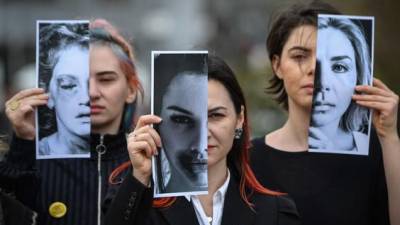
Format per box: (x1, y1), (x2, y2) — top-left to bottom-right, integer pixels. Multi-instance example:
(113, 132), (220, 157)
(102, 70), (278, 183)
(265, 0), (340, 110)
(38, 22), (89, 138)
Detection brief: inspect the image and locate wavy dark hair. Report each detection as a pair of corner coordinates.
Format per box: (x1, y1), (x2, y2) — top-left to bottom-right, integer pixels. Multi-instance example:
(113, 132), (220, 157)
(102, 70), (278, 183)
(265, 0), (340, 110)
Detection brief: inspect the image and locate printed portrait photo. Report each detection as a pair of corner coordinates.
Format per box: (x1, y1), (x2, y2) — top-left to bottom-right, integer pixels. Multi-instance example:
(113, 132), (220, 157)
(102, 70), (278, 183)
(151, 51), (208, 197)
(308, 15), (374, 155)
(36, 20), (91, 159)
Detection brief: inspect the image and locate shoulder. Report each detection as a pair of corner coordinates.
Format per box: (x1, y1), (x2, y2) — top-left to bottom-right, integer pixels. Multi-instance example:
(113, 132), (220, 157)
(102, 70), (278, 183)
(38, 134), (56, 155)
(252, 194), (301, 225)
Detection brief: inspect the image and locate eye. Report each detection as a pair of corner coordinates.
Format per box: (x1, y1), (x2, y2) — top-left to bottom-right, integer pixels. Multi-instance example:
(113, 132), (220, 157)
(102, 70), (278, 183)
(60, 84), (77, 90)
(332, 63), (349, 73)
(291, 53), (308, 63)
(208, 112), (224, 120)
(170, 114), (194, 125)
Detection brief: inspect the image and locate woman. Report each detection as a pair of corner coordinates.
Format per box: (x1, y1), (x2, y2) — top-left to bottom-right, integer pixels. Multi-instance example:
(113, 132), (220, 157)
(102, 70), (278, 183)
(250, 1), (400, 225)
(105, 55), (300, 225)
(37, 22), (90, 156)
(309, 16), (371, 153)
(153, 53), (208, 195)
(2, 19), (142, 225)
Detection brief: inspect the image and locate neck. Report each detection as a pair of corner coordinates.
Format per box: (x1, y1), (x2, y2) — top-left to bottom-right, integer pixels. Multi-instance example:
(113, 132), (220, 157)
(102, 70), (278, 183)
(91, 116), (122, 135)
(207, 159), (228, 196)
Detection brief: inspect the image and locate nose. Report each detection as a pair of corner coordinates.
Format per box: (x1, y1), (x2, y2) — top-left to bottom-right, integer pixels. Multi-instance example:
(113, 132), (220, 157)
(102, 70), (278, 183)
(192, 117), (208, 159)
(89, 76), (100, 100)
(314, 60), (331, 100)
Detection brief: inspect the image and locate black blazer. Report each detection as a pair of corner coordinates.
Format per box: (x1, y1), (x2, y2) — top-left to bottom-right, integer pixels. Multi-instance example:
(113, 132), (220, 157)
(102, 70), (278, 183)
(104, 175), (300, 225)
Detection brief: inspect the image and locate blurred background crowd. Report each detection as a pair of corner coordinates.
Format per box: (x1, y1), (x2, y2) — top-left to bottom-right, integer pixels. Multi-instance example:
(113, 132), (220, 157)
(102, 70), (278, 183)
(0, 0), (399, 142)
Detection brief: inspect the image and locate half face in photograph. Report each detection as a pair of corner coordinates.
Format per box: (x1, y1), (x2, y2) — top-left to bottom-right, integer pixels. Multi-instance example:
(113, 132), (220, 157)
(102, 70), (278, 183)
(311, 27), (357, 127)
(49, 45), (90, 137)
(159, 72), (208, 190)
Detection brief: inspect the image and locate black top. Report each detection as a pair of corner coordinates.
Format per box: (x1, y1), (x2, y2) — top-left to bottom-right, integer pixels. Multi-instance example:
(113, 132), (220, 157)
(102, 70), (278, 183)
(104, 173), (301, 225)
(250, 131), (389, 225)
(0, 133), (130, 225)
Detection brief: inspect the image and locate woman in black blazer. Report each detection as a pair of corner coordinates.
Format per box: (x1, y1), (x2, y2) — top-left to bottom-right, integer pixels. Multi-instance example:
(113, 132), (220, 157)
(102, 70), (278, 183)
(105, 55), (301, 225)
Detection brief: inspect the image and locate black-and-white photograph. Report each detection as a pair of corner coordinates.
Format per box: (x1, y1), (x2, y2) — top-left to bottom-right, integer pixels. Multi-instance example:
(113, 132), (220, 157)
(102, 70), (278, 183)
(151, 51), (208, 197)
(36, 20), (90, 159)
(308, 15), (374, 155)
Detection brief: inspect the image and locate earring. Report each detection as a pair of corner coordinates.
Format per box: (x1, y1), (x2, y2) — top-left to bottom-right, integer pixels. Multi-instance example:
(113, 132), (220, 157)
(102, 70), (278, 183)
(234, 128), (243, 139)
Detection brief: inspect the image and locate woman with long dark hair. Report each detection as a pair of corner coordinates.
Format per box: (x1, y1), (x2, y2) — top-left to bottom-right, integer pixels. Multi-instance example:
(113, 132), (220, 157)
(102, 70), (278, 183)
(105, 55), (300, 225)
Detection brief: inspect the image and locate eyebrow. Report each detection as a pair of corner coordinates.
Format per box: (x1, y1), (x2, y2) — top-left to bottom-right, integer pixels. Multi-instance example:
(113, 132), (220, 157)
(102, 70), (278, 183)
(331, 56), (352, 61)
(56, 74), (79, 80)
(96, 71), (118, 76)
(166, 105), (193, 115)
(208, 106), (227, 113)
(288, 46), (312, 53)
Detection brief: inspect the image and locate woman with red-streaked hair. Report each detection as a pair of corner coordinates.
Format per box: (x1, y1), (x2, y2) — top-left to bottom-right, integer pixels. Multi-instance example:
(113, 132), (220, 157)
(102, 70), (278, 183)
(2, 19), (142, 225)
(105, 55), (300, 225)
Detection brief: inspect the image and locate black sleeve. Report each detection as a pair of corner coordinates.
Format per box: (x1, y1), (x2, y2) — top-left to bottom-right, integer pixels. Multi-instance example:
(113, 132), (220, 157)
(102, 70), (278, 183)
(0, 135), (39, 210)
(104, 175), (153, 225)
(4, 135), (36, 169)
(276, 195), (302, 225)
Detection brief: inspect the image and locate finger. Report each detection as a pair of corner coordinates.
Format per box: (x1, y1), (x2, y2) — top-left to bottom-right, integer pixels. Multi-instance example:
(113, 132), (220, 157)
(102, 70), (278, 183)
(355, 100), (392, 111)
(308, 127), (327, 141)
(373, 78), (391, 92)
(128, 141), (153, 158)
(145, 126), (162, 148)
(8, 88), (46, 102)
(135, 132), (158, 155)
(352, 94), (392, 103)
(355, 85), (392, 98)
(308, 137), (324, 149)
(135, 115), (162, 129)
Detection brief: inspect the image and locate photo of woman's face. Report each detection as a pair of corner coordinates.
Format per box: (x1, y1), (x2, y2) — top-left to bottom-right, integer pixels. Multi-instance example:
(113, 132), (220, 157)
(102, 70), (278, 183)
(49, 45), (90, 137)
(159, 73), (208, 188)
(311, 27), (357, 127)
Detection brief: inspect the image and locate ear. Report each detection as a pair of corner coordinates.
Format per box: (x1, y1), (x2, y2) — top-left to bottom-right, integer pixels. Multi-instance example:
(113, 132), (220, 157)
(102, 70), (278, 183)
(125, 87), (137, 104)
(235, 105), (245, 130)
(271, 55), (283, 79)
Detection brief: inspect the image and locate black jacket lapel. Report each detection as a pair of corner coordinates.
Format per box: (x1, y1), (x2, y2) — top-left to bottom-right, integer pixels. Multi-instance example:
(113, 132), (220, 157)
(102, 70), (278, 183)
(221, 178), (256, 225)
(160, 197), (200, 225)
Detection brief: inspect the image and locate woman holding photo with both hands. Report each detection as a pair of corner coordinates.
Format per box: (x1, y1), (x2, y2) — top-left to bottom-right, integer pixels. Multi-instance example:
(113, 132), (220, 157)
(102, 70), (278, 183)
(250, 1), (400, 225)
(105, 55), (301, 225)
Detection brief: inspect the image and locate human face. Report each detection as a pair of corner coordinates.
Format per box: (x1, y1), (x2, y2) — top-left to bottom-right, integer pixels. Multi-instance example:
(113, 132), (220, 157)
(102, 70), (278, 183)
(89, 44), (136, 134)
(159, 73), (208, 188)
(49, 45), (90, 137)
(311, 27), (357, 127)
(207, 79), (243, 169)
(272, 25), (317, 109)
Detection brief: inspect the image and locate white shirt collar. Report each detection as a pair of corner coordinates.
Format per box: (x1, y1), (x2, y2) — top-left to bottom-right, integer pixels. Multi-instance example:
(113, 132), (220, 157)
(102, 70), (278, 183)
(185, 170), (231, 225)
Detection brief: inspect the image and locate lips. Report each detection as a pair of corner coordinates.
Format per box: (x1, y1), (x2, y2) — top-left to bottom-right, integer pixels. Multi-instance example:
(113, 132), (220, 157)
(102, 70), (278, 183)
(302, 83), (314, 94)
(90, 105), (105, 114)
(313, 101), (335, 112)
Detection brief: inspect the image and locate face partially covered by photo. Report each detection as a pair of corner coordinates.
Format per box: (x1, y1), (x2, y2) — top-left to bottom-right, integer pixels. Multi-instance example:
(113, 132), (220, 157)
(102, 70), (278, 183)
(48, 44), (90, 137)
(159, 72), (208, 191)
